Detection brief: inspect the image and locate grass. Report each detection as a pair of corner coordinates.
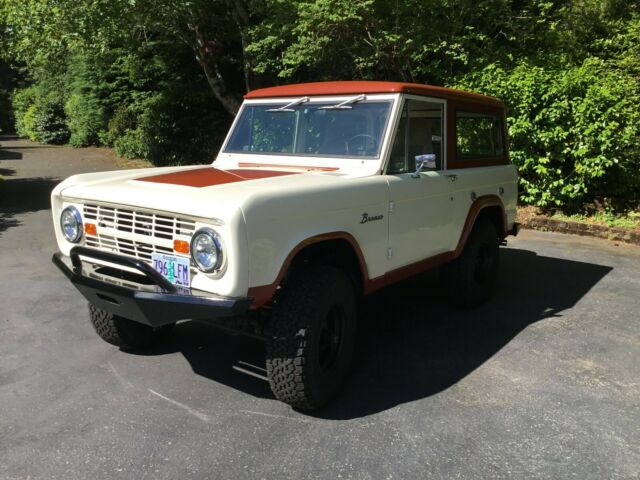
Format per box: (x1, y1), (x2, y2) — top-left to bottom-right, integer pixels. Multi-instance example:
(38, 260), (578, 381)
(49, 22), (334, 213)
(518, 205), (640, 231)
(551, 211), (640, 230)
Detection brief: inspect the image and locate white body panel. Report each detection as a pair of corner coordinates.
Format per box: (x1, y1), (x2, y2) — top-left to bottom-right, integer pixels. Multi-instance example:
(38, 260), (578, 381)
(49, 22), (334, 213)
(386, 171), (454, 268)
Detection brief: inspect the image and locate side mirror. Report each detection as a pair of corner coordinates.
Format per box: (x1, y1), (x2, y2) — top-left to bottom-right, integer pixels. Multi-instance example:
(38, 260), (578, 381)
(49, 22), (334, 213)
(411, 154), (437, 178)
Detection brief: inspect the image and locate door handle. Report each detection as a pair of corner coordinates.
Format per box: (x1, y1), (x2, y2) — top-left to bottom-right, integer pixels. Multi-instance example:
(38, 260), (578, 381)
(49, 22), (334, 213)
(445, 174), (458, 182)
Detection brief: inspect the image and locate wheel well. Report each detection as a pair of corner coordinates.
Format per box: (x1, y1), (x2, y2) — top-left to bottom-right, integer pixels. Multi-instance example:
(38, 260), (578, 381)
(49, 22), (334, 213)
(475, 205), (506, 238)
(287, 239), (365, 294)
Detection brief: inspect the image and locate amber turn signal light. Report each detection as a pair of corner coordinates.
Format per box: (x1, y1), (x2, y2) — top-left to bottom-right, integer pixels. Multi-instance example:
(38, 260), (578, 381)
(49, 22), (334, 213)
(173, 239), (190, 254)
(84, 223), (97, 235)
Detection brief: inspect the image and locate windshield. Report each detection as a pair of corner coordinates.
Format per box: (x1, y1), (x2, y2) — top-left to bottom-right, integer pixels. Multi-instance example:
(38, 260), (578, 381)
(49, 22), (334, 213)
(224, 100), (392, 158)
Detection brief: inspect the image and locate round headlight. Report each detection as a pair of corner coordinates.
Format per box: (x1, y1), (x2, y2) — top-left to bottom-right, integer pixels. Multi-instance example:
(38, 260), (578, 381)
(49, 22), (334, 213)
(190, 228), (223, 273)
(60, 206), (83, 243)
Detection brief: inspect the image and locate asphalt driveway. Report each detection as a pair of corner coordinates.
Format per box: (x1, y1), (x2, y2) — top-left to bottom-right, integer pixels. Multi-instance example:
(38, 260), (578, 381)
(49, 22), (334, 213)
(1, 137), (639, 479)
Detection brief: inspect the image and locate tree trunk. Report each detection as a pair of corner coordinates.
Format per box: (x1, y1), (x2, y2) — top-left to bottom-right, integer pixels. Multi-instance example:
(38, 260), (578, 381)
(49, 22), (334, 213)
(195, 54), (242, 116)
(189, 23), (242, 116)
(225, 0), (263, 92)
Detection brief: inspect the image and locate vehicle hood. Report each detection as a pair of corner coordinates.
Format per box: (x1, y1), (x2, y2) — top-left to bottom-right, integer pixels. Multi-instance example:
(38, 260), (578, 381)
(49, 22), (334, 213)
(58, 165), (354, 221)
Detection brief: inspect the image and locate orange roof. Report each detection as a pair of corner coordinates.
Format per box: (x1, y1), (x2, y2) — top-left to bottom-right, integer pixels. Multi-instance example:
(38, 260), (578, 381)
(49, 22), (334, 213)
(245, 81), (504, 108)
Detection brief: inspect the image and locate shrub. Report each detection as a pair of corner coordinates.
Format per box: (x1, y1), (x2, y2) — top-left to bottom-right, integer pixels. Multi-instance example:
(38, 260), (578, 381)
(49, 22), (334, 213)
(12, 86), (38, 139)
(12, 85), (69, 144)
(22, 105), (38, 141)
(32, 94), (69, 144)
(107, 97), (154, 159)
(101, 104), (138, 148)
(65, 93), (106, 147)
(108, 89), (225, 166)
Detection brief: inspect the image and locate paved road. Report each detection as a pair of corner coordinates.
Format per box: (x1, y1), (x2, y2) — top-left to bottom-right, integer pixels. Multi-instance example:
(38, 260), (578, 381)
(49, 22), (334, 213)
(1, 137), (639, 479)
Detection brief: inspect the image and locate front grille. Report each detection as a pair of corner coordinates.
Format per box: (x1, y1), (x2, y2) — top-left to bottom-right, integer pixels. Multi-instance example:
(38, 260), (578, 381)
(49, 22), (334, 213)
(83, 203), (196, 263)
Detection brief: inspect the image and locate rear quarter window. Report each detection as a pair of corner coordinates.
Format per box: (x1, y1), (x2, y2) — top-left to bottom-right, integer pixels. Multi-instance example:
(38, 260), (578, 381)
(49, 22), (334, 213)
(455, 112), (504, 160)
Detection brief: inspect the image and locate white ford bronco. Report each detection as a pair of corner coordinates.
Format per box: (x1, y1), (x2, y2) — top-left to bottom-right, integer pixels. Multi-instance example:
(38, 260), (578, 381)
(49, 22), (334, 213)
(52, 81), (518, 409)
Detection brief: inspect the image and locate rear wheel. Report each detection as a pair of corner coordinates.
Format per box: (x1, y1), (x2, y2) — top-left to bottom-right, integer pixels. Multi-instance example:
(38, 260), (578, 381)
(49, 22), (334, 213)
(89, 304), (174, 350)
(442, 219), (500, 307)
(266, 266), (358, 410)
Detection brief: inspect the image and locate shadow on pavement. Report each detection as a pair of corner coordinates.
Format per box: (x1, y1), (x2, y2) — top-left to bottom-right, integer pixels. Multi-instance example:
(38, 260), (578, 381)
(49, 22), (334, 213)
(1, 135), (59, 160)
(0, 149), (22, 161)
(0, 213), (21, 234)
(134, 248), (612, 418)
(0, 177), (60, 236)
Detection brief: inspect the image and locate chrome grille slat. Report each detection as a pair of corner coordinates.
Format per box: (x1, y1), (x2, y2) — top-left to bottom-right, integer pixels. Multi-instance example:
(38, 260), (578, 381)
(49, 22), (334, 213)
(83, 203), (195, 264)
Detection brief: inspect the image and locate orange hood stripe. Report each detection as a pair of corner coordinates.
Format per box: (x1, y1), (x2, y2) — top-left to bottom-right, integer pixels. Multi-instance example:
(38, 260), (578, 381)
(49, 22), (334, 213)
(135, 167), (298, 188)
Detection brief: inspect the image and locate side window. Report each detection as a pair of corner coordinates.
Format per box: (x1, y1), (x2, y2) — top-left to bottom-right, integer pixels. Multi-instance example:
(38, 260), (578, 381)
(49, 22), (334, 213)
(455, 112), (504, 159)
(388, 99), (443, 174)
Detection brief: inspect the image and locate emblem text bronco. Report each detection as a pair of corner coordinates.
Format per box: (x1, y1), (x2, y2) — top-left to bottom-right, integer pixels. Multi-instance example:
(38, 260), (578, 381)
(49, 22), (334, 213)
(360, 213), (384, 224)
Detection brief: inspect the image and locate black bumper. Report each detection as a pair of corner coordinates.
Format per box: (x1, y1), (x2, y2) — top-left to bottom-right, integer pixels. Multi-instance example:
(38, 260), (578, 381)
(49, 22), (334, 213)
(52, 246), (251, 327)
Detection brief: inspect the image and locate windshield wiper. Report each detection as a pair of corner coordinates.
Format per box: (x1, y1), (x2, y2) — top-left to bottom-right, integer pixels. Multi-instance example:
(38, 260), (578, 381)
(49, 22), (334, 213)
(319, 94), (366, 110)
(266, 96), (310, 112)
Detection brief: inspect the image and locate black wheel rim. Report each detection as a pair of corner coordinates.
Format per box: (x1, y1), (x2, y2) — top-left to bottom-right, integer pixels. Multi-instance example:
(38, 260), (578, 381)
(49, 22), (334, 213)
(473, 243), (493, 284)
(318, 305), (344, 372)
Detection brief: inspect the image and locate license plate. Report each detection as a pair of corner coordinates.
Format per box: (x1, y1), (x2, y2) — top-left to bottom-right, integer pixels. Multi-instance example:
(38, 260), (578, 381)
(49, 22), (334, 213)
(151, 253), (191, 288)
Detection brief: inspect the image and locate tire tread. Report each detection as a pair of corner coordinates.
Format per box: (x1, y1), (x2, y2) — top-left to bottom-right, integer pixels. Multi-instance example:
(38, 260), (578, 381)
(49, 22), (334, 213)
(266, 266), (356, 409)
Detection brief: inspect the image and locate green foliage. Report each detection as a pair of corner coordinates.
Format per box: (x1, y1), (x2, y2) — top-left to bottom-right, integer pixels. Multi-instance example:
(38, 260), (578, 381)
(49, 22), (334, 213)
(32, 94), (69, 144)
(110, 88), (226, 165)
(552, 210), (640, 230)
(248, 0), (569, 84)
(98, 41), (228, 165)
(21, 105), (38, 140)
(12, 86), (37, 138)
(63, 53), (108, 147)
(65, 93), (106, 147)
(12, 84), (69, 144)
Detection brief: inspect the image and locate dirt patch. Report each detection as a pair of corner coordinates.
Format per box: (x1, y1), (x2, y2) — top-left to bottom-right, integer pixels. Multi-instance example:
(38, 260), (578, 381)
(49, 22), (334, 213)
(94, 147), (153, 170)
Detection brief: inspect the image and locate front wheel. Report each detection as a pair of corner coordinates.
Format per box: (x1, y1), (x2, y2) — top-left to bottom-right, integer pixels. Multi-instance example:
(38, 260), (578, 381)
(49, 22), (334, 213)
(266, 266), (358, 410)
(89, 304), (174, 350)
(442, 219), (500, 307)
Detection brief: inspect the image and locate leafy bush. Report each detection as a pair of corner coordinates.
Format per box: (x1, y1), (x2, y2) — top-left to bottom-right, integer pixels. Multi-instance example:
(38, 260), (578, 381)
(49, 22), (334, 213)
(12, 86), (38, 139)
(65, 92), (106, 147)
(32, 94), (70, 144)
(102, 104), (137, 147)
(109, 91), (225, 165)
(22, 105), (38, 140)
(12, 85), (69, 144)
(456, 58), (640, 209)
(106, 95), (155, 160)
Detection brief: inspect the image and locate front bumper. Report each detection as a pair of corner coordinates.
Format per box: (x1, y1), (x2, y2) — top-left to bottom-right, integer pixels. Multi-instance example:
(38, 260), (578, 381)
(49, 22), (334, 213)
(52, 246), (251, 327)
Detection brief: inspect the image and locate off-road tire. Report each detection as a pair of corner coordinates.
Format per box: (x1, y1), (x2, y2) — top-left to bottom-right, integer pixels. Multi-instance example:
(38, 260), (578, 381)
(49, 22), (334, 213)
(442, 219), (500, 307)
(89, 303), (174, 350)
(266, 266), (358, 410)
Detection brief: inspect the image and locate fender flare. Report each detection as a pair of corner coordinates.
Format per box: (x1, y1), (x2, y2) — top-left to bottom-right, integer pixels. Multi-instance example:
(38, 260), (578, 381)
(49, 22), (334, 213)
(247, 231), (369, 308)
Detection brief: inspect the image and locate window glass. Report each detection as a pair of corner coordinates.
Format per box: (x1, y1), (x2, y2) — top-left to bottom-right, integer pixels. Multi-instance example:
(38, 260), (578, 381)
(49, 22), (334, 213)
(456, 112), (504, 159)
(224, 101), (392, 158)
(388, 99), (443, 174)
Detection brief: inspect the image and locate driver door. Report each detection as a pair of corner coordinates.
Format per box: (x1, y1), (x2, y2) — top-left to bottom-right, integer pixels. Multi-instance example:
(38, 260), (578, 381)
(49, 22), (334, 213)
(385, 98), (454, 270)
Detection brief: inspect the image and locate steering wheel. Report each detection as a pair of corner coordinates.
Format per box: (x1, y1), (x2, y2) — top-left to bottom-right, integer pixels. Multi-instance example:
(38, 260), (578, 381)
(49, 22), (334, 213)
(345, 134), (378, 155)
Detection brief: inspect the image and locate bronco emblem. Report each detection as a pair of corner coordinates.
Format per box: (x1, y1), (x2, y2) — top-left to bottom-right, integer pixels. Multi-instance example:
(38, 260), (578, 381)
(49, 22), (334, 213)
(360, 213), (384, 224)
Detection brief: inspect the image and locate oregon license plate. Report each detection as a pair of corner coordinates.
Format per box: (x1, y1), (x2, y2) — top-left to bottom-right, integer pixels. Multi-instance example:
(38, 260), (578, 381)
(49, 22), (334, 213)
(151, 253), (190, 288)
